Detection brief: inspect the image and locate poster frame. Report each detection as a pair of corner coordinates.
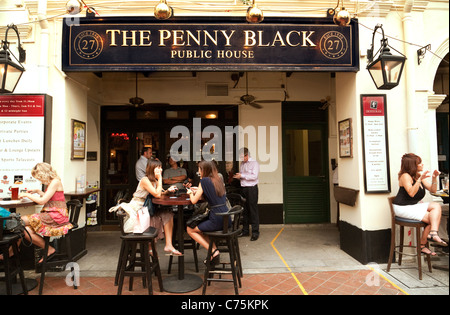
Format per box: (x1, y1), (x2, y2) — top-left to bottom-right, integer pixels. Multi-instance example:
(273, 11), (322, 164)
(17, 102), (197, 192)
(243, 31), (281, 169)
(71, 119), (86, 160)
(361, 94), (391, 193)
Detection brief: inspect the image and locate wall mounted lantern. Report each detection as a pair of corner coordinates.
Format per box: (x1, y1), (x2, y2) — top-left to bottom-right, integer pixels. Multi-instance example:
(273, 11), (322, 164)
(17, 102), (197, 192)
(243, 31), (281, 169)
(0, 24), (26, 94)
(367, 24), (406, 90)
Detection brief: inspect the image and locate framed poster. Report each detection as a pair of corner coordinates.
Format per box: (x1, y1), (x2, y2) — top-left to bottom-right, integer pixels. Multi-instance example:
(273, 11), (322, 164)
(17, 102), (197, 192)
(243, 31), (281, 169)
(71, 119), (86, 159)
(361, 94), (391, 193)
(338, 118), (353, 158)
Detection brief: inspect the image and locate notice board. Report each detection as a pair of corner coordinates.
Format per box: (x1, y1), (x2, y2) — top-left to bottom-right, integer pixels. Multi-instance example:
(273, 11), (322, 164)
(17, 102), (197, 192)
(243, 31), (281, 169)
(361, 94), (391, 193)
(0, 94), (52, 198)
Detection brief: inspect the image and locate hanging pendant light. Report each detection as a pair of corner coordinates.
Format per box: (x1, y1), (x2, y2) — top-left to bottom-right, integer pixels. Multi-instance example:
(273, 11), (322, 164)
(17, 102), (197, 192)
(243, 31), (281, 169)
(332, 0), (351, 26)
(246, 0), (264, 23)
(66, 0), (83, 15)
(154, 0), (173, 20)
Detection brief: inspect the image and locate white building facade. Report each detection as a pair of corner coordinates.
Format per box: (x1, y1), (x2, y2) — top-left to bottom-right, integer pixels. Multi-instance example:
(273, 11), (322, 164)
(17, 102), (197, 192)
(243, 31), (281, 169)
(1, 0), (448, 264)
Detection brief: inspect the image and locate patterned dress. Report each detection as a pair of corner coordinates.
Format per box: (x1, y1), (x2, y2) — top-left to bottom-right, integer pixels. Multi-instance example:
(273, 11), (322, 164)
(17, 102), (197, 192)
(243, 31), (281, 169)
(27, 191), (73, 237)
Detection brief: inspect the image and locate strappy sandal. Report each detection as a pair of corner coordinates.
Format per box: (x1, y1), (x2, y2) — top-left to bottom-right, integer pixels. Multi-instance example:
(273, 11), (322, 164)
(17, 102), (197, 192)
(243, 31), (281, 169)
(420, 244), (436, 256)
(203, 249), (220, 266)
(427, 231), (448, 246)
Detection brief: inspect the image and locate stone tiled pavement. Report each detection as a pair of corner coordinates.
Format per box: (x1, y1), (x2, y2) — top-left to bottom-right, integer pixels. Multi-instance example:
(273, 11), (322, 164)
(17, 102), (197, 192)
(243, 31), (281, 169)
(18, 225), (450, 295)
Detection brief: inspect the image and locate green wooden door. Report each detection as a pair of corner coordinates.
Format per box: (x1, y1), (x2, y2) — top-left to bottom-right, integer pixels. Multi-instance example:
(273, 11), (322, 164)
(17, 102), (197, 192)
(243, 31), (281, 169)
(283, 124), (330, 223)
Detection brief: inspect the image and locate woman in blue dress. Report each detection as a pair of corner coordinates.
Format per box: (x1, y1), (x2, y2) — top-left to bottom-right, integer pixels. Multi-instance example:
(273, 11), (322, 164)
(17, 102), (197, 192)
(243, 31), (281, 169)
(187, 160), (228, 265)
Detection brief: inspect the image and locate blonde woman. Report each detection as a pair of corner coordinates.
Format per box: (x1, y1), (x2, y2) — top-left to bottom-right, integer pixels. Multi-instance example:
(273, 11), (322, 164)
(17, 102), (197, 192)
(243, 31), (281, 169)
(18, 163), (73, 263)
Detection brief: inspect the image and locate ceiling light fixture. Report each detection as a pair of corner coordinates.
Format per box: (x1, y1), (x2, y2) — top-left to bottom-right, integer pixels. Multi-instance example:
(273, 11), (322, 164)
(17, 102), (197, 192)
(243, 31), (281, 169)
(66, 0), (83, 15)
(154, 0), (173, 20)
(330, 0), (351, 26)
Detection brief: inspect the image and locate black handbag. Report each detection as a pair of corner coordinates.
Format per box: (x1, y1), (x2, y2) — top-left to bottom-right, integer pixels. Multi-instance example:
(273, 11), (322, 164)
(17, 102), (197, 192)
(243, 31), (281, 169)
(186, 202), (226, 229)
(2, 212), (26, 234)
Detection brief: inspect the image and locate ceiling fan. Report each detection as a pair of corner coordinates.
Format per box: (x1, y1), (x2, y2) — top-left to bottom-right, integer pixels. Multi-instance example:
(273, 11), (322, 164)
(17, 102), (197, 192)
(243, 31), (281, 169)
(235, 72), (281, 109)
(127, 72), (170, 108)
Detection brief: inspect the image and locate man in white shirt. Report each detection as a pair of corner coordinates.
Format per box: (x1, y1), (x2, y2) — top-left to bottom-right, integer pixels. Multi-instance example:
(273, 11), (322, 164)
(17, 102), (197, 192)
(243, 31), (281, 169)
(135, 147), (152, 181)
(234, 147), (260, 241)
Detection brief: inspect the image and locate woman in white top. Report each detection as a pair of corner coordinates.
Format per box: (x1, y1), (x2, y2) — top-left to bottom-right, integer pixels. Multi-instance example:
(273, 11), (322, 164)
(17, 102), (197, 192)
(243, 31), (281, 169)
(110, 159), (182, 256)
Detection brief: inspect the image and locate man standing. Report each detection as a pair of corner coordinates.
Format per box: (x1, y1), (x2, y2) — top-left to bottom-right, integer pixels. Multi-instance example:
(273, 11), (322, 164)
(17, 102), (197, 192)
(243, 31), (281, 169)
(234, 147), (260, 241)
(135, 147), (152, 181)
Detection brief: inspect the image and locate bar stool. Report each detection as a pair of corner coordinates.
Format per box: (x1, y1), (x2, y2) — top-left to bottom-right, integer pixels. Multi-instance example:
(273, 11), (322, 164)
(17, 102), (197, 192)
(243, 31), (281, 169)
(386, 197), (432, 280)
(202, 205), (244, 295)
(115, 209), (163, 295)
(217, 193), (246, 277)
(0, 216), (28, 295)
(38, 199), (83, 295)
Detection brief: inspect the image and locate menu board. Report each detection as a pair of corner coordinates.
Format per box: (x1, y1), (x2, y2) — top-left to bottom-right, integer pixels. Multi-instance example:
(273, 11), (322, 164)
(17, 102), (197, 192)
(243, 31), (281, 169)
(0, 95), (49, 198)
(361, 95), (391, 193)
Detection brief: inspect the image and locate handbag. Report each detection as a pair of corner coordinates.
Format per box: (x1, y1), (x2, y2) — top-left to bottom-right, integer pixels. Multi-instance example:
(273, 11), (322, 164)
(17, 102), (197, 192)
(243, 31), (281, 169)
(0, 208), (25, 234)
(134, 206), (151, 234)
(143, 194), (155, 216)
(186, 202), (226, 229)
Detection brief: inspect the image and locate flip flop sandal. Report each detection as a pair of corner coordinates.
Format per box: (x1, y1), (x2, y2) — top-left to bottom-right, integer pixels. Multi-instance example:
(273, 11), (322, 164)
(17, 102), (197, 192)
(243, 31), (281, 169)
(165, 249), (183, 256)
(420, 245), (436, 256)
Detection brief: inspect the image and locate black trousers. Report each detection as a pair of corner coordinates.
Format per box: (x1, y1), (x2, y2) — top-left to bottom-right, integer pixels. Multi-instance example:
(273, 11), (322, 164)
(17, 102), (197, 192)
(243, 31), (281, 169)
(241, 185), (259, 236)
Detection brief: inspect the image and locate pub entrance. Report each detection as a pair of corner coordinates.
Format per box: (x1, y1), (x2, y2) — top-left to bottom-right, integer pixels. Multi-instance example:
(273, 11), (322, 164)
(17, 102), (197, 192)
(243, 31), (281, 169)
(100, 103), (239, 225)
(282, 102), (330, 224)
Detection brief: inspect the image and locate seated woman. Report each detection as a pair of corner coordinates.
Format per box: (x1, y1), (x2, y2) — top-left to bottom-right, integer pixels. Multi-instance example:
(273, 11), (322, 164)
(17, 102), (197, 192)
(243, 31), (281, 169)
(393, 153), (447, 256)
(186, 160), (230, 265)
(110, 159), (182, 256)
(8, 163), (72, 263)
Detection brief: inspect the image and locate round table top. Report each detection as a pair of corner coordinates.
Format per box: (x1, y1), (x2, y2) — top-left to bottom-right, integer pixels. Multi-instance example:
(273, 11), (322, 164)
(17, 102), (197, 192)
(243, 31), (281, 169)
(152, 193), (192, 206)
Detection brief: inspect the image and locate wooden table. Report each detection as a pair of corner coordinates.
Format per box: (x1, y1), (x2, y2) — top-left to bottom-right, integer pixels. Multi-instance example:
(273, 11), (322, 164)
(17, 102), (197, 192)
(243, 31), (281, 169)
(64, 188), (101, 201)
(152, 193), (203, 293)
(0, 198), (36, 213)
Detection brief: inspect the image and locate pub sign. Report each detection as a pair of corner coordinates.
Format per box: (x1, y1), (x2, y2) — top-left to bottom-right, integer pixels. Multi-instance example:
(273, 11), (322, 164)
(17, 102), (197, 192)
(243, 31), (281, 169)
(62, 17), (359, 72)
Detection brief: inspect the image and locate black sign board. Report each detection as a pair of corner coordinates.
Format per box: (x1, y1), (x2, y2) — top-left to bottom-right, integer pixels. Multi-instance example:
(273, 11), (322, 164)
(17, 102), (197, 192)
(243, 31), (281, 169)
(62, 17), (359, 72)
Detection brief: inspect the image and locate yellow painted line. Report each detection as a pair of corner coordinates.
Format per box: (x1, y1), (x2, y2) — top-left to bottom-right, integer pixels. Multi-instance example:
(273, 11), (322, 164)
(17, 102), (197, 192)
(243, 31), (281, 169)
(366, 265), (410, 295)
(270, 227), (308, 295)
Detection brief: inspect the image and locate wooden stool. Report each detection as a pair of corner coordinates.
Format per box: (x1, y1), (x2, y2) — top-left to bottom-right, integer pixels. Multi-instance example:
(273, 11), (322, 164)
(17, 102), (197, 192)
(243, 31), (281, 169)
(116, 229), (163, 295)
(38, 199), (83, 295)
(202, 205), (244, 295)
(386, 197), (432, 280)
